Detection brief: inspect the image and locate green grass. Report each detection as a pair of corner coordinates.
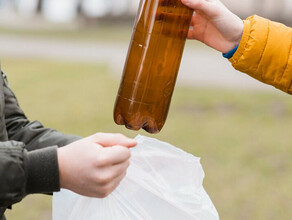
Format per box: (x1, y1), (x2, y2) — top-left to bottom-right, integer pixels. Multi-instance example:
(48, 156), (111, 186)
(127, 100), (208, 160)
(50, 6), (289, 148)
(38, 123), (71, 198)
(3, 58), (292, 220)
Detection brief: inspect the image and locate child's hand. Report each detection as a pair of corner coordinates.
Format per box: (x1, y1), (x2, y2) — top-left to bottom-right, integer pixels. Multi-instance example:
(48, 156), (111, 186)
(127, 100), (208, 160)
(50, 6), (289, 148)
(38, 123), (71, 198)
(58, 133), (137, 198)
(181, 0), (244, 53)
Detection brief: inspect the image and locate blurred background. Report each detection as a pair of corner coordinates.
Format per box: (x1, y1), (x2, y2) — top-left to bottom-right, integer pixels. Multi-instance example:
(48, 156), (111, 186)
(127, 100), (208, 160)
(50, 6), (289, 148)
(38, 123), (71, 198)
(0, 0), (292, 23)
(2, 0), (292, 220)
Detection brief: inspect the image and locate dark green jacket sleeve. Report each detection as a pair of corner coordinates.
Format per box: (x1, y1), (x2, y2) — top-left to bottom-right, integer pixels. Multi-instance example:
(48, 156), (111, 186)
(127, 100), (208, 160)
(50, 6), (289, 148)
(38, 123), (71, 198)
(0, 74), (81, 209)
(0, 141), (27, 208)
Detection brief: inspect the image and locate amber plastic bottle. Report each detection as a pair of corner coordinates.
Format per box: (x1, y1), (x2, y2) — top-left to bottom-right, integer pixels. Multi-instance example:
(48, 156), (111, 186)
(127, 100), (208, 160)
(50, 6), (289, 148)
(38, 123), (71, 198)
(114, 0), (193, 134)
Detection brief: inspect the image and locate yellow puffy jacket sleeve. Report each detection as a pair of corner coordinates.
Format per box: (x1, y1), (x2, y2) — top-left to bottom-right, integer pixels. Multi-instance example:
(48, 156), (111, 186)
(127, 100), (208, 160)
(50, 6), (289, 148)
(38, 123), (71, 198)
(229, 15), (292, 94)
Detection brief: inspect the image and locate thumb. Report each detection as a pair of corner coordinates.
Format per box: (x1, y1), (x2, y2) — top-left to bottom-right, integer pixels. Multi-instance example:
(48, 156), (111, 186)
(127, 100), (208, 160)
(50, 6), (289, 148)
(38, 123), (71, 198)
(88, 133), (137, 148)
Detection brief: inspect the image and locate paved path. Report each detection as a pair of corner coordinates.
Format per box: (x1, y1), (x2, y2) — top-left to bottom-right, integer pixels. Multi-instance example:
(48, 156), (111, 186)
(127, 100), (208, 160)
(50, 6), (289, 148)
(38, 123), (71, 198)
(0, 34), (275, 91)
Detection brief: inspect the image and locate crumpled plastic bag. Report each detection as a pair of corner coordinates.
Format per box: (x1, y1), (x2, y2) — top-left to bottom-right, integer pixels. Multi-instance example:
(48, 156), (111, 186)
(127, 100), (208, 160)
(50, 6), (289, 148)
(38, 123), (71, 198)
(53, 135), (219, 220)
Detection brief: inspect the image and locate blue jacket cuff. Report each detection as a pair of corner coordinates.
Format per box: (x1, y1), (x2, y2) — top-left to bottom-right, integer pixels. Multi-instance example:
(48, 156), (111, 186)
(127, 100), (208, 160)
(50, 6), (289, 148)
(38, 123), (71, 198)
(222, 46), (239, 59)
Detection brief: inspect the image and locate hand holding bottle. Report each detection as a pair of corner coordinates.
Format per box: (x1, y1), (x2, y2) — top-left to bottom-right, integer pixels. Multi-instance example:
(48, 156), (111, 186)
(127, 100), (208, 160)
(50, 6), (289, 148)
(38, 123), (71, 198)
(181, 0), (244, 53)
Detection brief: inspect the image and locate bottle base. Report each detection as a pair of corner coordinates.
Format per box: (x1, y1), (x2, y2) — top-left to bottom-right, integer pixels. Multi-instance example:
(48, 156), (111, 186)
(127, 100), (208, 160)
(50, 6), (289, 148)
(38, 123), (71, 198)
(114, 113), (160, 134)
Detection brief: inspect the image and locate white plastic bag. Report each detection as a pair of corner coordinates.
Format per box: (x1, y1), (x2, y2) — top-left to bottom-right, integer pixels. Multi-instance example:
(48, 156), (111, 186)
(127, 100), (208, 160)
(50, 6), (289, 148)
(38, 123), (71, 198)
(53, 135), (219, 220)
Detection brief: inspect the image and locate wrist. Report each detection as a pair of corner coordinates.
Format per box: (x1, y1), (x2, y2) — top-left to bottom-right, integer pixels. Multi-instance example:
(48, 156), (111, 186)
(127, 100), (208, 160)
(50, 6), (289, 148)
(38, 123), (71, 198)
(231, 19), (244, 50)
(57, 147), (69, 190)
(222, 17), (244, 54)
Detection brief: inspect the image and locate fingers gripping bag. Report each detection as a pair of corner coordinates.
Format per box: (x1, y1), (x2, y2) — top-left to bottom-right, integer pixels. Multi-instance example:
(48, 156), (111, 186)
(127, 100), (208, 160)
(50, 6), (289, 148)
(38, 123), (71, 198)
(53, 135), (219, 220)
